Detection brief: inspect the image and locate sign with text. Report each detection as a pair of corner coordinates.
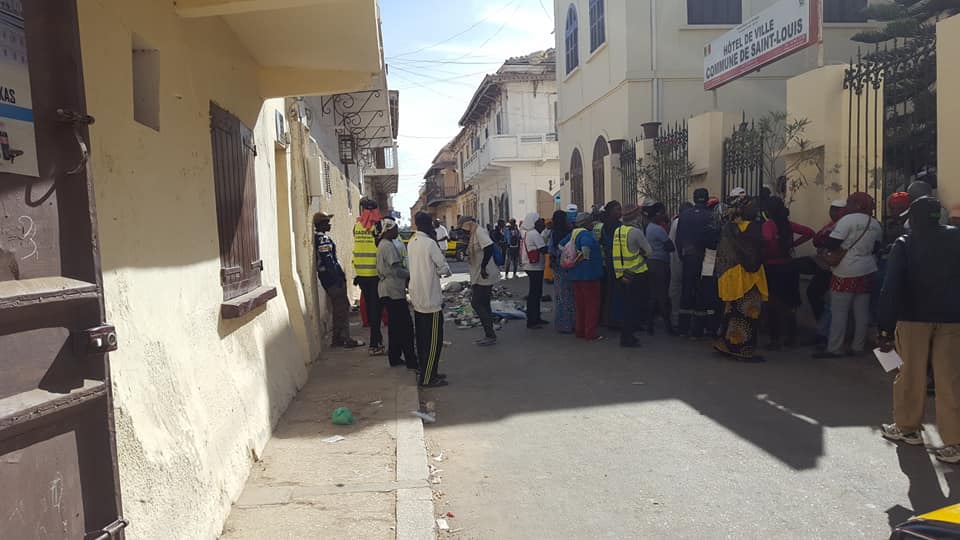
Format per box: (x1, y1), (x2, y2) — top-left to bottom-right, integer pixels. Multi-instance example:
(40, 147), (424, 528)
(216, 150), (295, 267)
(703, 0), (821, 91)
(0, 2), (37, 177)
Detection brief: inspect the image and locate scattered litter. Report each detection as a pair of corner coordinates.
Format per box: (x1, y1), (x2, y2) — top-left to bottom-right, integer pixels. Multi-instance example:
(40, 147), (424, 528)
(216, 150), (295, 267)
(443, 341), (453, 346)
(321, 435), (346, 444)
(331, 407), (355, 425)
(449, 529), (463, 534)
(412, 411), (436, 424)
(368, 400), (383, 406)
(631, 381), (645, 385)
(433, 452), (445, 462)
(446, 511), (456, 518)
(437, 518), (450, 531)
(443, 282), (520, 327)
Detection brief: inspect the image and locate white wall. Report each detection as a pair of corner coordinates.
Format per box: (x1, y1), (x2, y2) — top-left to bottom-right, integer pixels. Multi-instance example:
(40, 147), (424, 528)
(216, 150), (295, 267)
(555, 0), (883, 206)
(504, 79), (558, 135)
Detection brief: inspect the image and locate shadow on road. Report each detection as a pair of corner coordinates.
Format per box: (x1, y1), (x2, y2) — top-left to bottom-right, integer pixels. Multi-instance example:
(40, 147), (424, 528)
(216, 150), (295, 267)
(427, 274), (950, 484)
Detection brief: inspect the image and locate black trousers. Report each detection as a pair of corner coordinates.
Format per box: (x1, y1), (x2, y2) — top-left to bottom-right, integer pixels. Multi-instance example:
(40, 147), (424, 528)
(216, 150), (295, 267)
(506, 247), (520, 275)
(620, 272), (650, 345)
(647, 260), (672, 331)
(697, 275), (720, 338)
(678, 254), (704, 335)
(415, 311), (444, 385)
(383, 298), (417, 368)
(471, 285), (497, 339)
(356, 276), (383, 348)
(526, 270), (544, 327)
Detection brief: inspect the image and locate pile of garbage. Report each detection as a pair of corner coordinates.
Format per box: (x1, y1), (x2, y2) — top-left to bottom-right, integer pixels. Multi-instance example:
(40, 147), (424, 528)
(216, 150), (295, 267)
(441, 281), (525, 328)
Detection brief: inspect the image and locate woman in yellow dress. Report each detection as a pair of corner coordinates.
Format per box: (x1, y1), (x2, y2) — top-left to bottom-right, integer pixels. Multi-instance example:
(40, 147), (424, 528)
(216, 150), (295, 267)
(713, 197), (769, 362)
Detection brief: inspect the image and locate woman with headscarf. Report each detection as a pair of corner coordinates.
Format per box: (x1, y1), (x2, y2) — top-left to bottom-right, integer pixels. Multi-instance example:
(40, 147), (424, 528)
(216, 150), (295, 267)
(549, 210), (576, 333)
(713, 197), (768, 362)
(813, 192), (883, 358)
(761, 197), (815, 349)
(521, 212), (549, 328)
(563, 213), (604, 341)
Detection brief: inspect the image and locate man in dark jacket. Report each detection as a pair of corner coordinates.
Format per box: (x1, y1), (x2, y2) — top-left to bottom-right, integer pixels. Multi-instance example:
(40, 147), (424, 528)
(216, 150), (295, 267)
(675, 188), (718, 338)
(878, 197), (960, 464)
(315, 212), (362, 348)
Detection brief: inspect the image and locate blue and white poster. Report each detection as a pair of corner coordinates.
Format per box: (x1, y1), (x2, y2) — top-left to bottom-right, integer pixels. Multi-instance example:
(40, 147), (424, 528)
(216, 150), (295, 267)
(0, 1), (37, 177)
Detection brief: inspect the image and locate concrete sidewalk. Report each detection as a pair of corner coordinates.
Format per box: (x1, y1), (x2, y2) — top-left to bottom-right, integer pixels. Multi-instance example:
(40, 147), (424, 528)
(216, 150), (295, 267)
(221, 348), (435, 540)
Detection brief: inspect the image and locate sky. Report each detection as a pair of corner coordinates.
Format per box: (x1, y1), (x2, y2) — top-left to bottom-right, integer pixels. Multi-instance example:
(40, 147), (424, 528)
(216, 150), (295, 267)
(378, 0), (556, 224)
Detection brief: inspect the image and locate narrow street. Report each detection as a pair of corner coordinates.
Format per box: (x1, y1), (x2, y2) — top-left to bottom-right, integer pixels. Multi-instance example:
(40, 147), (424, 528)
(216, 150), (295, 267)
(424, 268), (959, 539)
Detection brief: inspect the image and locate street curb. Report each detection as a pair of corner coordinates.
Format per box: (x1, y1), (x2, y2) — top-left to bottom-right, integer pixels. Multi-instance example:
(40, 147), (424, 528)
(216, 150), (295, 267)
(396, 384), (435, 540)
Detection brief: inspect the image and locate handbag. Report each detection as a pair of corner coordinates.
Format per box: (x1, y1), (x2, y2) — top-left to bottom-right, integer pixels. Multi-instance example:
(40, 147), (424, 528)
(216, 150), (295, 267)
(523, 231), (541, 264)
(818, 216), (871, 268)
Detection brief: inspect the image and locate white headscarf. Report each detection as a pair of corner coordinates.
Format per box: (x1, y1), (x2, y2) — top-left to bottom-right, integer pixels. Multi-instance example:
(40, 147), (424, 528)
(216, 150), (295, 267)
(521, 212), (539, 232)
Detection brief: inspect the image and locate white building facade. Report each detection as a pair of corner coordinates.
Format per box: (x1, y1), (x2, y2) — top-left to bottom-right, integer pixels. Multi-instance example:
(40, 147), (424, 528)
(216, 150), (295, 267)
(555, 0), (882, 209)
(454, 50), (561, 226)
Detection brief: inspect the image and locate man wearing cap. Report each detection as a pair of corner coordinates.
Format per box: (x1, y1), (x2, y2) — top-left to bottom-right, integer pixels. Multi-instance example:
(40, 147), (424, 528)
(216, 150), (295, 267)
(376, 218), (417, 368)
(354, 198), (385, 356)
(459, 216), (500, 346)
(615, 203), (653, 347)
(314, 212), (362, 349)
(675, 188), (718, 338)
(878, 197), (960, 464)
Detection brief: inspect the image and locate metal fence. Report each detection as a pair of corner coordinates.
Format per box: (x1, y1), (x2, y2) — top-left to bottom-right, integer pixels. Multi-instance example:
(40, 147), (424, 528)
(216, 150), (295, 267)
(649, 123), (690, 217)
(842, 32), (937, 211)
(721, 115), (765, 198)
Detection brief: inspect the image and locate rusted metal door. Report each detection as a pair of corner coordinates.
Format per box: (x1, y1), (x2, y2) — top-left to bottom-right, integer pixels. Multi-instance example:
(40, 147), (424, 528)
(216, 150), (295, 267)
(0, 2), (126, 539)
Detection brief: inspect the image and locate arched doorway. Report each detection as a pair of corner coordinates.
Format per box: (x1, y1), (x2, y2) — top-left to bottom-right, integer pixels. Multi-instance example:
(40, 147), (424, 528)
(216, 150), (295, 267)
(592, 136), (609, 208)
(488, 198), (494, 225)
(536, 190), (553, 219)
(570, 149), (584, 209)
(500, 193), (508, 221)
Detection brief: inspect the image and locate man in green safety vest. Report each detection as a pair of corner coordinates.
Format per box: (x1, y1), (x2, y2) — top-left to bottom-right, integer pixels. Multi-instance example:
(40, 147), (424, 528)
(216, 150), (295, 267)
(613, 202), (652, 348)
(353, 198), (384, 356)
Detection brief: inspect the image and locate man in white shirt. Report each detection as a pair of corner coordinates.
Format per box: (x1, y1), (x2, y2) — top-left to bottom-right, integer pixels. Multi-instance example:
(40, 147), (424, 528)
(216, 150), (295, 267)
(520, 212), (549, 328)
(409, 212), (452, 388)
(434, 219), (450, 254)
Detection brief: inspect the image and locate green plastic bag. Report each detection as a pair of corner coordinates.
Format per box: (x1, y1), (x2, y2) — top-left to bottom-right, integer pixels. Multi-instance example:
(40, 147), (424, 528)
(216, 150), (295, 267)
(331, 407), (355, 426)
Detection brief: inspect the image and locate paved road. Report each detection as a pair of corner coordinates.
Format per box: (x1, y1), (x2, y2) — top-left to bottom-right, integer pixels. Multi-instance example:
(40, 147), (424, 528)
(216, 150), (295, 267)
(424, 272), (959, 539)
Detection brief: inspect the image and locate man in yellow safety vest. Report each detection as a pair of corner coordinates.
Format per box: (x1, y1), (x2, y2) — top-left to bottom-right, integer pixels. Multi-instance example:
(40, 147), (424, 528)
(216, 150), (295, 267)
(613, 202), (652, 348)
(353, 198), (384, 356)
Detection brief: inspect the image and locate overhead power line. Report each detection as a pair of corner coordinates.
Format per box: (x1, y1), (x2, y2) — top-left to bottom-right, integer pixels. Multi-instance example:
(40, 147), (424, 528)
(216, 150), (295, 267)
(399, 134), (459, 140)
(386, 0), (520, 59)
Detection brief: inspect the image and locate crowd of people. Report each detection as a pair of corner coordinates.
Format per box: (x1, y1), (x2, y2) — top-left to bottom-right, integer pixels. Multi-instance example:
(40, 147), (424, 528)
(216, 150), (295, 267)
(313, 185), (960, 462)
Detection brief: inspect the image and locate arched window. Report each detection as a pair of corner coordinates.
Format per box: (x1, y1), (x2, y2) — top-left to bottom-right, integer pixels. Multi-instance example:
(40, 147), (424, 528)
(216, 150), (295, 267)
(500, 193), (509, 220)
(592, 137), (609, 207)
(589, 0), (605, 52)
(570, 149), (584, 209)
(564, 5), (579, 74)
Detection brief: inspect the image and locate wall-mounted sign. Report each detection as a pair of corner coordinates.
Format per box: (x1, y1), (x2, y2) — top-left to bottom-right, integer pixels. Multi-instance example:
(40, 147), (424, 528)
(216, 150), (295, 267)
(703, 0), (821, 91)
(0, 2), (37, 177)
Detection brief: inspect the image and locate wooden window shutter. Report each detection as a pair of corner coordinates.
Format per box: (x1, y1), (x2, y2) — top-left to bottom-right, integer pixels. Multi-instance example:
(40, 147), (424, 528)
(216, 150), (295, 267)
(210, 102), (263, 301)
